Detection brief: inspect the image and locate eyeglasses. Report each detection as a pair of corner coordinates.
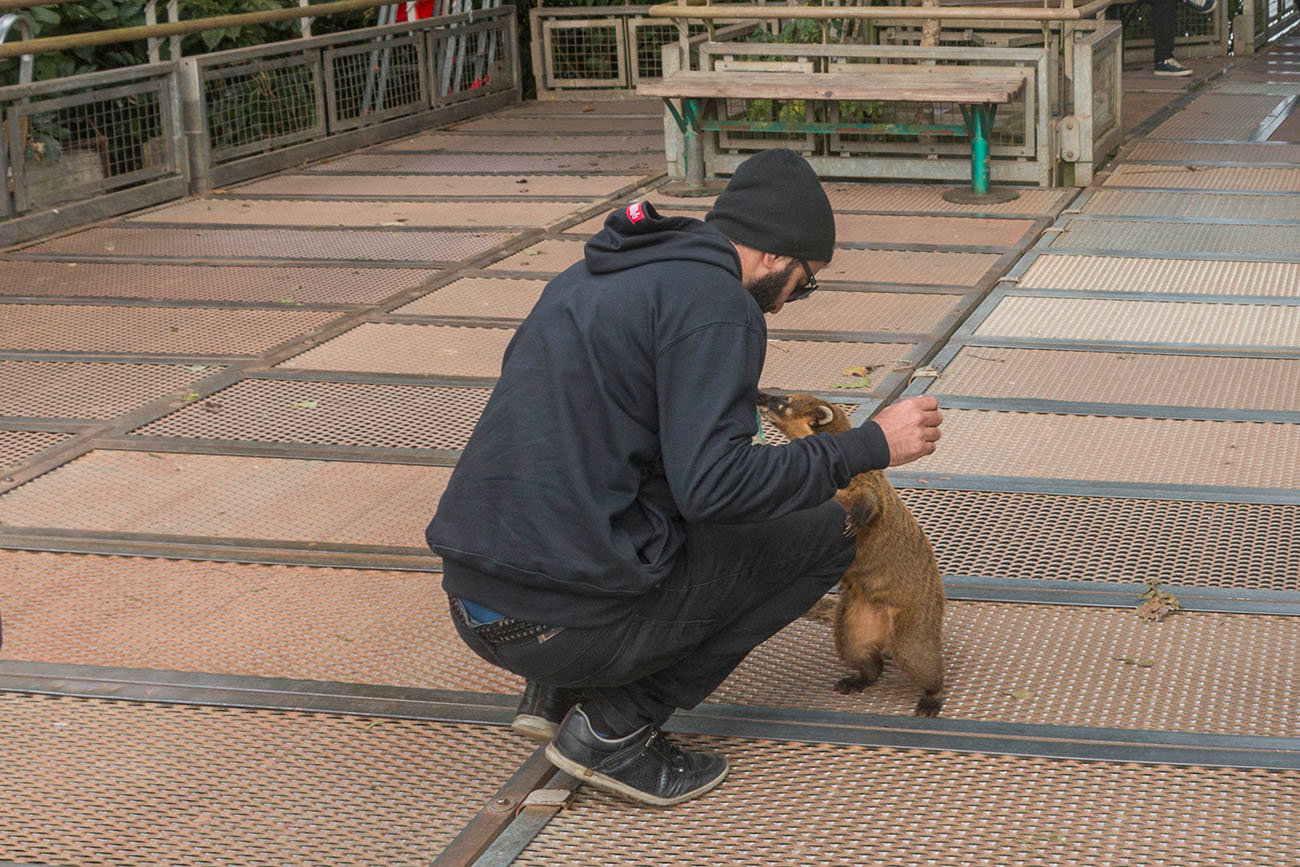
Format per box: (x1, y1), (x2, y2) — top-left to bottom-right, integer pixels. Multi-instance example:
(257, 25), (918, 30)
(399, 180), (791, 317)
(787, 259), (819, 303)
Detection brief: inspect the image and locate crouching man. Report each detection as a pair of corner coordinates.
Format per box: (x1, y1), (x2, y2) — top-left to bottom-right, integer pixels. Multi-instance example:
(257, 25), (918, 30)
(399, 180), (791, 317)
(426, 149), (942, 806)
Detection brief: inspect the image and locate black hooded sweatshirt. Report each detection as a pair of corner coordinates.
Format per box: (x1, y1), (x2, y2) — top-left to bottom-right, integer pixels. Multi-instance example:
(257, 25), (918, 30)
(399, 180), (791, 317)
(426, 202), (890, 628)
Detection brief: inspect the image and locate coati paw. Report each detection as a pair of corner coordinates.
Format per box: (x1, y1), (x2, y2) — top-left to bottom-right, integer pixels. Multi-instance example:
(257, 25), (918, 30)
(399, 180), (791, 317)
(914, 696), (943, 717)
(834, 675), (874, 695)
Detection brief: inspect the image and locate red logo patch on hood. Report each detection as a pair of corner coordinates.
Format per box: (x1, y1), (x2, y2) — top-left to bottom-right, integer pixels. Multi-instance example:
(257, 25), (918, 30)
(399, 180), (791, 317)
(626, 202), (646, 223)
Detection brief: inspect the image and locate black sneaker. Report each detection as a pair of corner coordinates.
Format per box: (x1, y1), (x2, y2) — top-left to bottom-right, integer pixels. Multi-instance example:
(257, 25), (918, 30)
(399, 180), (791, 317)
(511, 682), (581, 741)
(544, 706), (729, 806)
(1179, 0), (1217, 12)
(1154, 58), (1194, 77)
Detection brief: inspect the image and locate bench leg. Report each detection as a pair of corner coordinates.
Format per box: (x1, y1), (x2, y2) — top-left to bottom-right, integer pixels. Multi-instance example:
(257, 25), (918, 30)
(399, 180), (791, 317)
(943, 103), (1018, 205)
(659, 97), (725, 197)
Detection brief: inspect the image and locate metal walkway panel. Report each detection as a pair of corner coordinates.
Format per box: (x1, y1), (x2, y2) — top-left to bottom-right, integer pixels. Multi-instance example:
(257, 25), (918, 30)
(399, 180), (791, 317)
(131, 381), (492, 451)
(1148, 93), (1285, 139)
(0, 361), (213, 419)
(832, 214), (1036, 247)
(132, 199), (592, 230)
(377, 132), (665, 152)
(13, 227), (517, 264)
(515, 736), (1298, 866)
(0, 304), (334, 355)
(760, 340), (917, 393)
(1124, 141), (1300, 164)
(0, 692), (533, 866)
(0, 430), (69, 472)
(819, 184), (1072, 215)
(930, 346), (1300, 409)
(1079, 189), (1300, 219)
(278, 323), (514, 377)
(714, 602), (1299, 735)
(233, 173), (648, 198)
(0, 450), (447, 548)
(496, 99), (662, 116)
(0, 261), (438, 304)
(1217, 80), (1300, 96)
(448, 115), (664, 133)
(902, 486), (1300, 592)
(1102, 164), (1300, 190)
(1269, 105), (1300, 142)
(301, 151), (660, 174)
(764, 290), (961, 335)
(1016, 254), (1300, 296)
(0, 551), (519, 692)
(825, 249), (1004, 287)
(1050, 218), (1300, 256)
(487, 239), (586, 273)
(974, 296), (1300, 347)
(394, 276), (548, 318)
(905, 409), (1300, 489)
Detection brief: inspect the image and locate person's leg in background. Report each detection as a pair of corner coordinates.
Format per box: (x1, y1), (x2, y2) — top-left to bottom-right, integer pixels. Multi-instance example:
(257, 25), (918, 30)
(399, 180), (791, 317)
(1151, 0), (1191, 76)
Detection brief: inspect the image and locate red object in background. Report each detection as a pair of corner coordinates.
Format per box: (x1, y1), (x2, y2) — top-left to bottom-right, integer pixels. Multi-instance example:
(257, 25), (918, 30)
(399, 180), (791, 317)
(393, 1), (439, 21)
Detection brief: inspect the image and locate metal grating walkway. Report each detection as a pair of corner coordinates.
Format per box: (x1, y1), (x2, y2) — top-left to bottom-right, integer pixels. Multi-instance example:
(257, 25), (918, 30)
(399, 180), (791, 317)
(3, 41), (1300, 864)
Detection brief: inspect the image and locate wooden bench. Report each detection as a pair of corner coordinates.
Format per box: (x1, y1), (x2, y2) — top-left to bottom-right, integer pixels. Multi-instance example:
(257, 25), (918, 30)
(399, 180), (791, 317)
(639, 66), (1028, 202)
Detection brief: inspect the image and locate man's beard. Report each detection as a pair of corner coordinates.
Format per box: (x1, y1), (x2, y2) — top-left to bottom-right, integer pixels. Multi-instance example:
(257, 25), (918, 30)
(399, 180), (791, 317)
(745, 261), (797, 314)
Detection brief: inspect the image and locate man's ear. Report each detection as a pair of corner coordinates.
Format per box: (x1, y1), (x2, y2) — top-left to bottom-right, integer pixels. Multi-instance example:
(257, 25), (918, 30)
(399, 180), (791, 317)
(760, 252), (795, 275)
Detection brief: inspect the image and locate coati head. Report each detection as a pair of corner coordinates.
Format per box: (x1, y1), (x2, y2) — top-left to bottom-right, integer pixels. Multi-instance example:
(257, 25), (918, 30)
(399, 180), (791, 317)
(756, 392), (852, 439)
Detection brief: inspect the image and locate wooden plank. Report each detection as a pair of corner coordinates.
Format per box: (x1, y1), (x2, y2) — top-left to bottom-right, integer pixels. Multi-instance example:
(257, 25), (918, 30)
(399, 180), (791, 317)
(638, 69), (1026, 104)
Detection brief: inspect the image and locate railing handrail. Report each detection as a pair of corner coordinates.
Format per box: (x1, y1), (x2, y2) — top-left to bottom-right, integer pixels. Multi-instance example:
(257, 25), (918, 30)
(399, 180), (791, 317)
(0, 10), (33, 83)
(0, 0), (408, 60)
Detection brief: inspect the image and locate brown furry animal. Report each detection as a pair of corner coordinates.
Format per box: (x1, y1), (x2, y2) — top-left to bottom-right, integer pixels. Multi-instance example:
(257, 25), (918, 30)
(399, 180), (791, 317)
(758, 392), (946, 716)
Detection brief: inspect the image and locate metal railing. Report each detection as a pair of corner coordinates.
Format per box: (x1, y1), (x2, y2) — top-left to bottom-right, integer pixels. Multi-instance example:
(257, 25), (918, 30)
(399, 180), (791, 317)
(0, 7), (520, 244)
(1242, 0), (1300, 53)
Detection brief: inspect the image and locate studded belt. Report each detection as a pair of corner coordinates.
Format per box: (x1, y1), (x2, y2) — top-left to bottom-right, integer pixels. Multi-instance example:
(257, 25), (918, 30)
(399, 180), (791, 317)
(450, 596), (561, 645)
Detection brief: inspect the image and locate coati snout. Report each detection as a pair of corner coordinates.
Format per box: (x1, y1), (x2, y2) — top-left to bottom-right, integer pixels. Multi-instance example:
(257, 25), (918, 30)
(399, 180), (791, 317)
(758, 391), (947, 717)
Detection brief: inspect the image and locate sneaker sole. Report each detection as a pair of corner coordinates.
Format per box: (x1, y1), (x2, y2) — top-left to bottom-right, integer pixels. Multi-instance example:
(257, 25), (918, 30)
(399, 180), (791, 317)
(544, 743), (729, 807)
(1154, 70), (1193, 77)
(511, 714), (560, 742)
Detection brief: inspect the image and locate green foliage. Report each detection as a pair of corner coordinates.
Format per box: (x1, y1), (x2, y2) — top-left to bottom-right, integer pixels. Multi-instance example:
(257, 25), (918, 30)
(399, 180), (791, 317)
(0, 1), (379, 87)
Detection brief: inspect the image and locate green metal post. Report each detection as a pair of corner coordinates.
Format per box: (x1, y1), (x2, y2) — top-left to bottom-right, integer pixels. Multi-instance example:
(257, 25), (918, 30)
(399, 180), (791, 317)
(682, 97), (704, 190)
(969, 104), (990, 197)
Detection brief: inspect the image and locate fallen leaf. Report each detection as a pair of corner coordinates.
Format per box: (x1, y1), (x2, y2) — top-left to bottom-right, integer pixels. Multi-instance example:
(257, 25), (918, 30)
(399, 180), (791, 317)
(1137, 579), (1181, 621)
(1003, 687), (1034, 700)
(829, 376), (872, 389)
(1112, 655), (1155, 668)
(294, 400), (319, 409)
(842, 365), (869, 377)
(185, 364), (209, 372)
(183, 392), (200, 402)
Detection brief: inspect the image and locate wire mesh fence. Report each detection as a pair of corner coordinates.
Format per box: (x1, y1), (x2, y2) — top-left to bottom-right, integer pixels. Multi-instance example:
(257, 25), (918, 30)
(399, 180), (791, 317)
(1, 65), (180, 215)
(326, 33), (427, 131)
(202, 54), (324, 163)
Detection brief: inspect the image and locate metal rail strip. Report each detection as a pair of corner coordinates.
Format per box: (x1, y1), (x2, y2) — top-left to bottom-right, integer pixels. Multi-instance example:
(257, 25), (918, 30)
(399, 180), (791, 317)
(4, 661), (1296, 771)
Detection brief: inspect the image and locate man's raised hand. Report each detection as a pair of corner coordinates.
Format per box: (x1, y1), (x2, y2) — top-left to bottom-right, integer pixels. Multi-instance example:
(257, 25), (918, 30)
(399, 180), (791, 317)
(873, 396), (943, 467)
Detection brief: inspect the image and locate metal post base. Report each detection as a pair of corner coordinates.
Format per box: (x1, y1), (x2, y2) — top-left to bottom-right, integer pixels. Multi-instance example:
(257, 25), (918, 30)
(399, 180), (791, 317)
(657, 179), (728, 198)
(942, 187), (1021, 204)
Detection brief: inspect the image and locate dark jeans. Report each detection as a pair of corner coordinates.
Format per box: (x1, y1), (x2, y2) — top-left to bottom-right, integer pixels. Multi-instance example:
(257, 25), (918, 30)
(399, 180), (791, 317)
(1152, 0), (1176, 63)
(1113, 0), (1176, 63)
(448, 499), (855, 734)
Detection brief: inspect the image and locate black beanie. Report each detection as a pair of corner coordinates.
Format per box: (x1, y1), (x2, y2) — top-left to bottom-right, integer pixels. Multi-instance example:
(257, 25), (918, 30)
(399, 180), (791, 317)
(705, 149), (835, 263)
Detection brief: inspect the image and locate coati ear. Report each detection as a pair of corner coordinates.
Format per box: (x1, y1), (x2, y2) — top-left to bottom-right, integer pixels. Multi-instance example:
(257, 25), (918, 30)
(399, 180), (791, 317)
(813, 404), (836, 428)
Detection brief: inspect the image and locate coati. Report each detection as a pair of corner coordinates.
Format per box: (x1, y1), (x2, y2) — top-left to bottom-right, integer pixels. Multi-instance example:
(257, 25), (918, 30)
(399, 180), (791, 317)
(758, 392), (946, 717)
